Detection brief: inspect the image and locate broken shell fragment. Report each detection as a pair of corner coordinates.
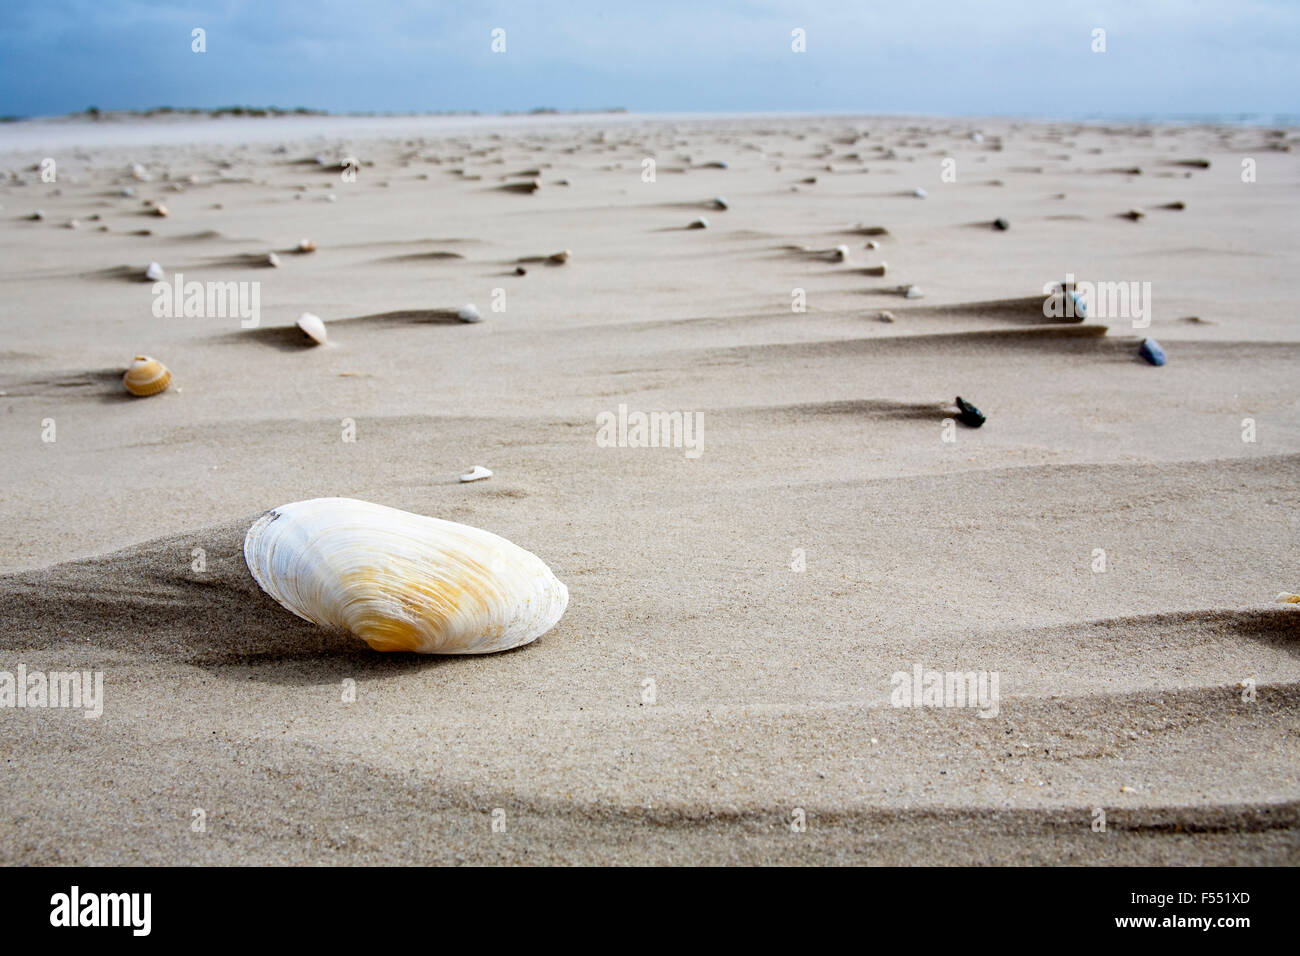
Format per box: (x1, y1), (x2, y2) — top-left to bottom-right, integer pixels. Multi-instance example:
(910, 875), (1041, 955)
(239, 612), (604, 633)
(712, 196), (728, 210)
(688, 217), (710, 229)
(144, 262), (164, 281)
(955, 396), (985, 427)
(457, 304), (482, 323)
(296, 312), (327, 345)
(297, 238), (316, 253)
(460, 465), (493, 483)
(123, 356), (172, 396)
(1275, 592), (1300, 604)
(242, 497), (569, 654)
(266, 252), (281, 268)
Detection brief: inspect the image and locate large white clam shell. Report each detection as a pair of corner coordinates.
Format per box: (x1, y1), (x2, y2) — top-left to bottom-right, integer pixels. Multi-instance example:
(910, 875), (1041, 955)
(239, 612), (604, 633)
(243, 497), (569, 654)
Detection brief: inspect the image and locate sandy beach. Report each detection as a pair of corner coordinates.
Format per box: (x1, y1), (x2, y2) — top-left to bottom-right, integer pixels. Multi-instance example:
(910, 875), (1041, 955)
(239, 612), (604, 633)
(0, 112), (1297, 864)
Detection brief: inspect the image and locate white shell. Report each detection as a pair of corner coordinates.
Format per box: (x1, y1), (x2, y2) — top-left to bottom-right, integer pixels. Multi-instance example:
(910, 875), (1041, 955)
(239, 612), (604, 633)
(296, 312), (327, 345)
(243, 497), (569, 654)
(267, 252), (281, 268)
(460, 465), (492, 482)
(457, 304), (482, 323)
(912, 187), (928, 198)
(145, 262), (164, 281)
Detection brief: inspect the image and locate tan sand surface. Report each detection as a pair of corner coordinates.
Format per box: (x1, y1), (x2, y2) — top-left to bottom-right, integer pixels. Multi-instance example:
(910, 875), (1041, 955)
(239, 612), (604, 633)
(0, 114), (1297, 864)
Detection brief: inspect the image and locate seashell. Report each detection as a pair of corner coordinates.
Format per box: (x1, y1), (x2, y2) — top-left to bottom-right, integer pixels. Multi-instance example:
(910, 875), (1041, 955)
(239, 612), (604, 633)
(457, 303), (482, 323)
(296, 312), (327, 345)
(460, 465), (492, 482)
(123, 355), (171, 396)
(153, 204), (169, 217)
(266, 252), (281, 268)
(243, 497), (569, 654)
(864, 240), (880, 250)
(877, 311), (895, 323)
(912, 187), (927, 198)
(688, 217), (709, 229)
(712, 196), (728, 210)
(1139, 338), (1166, 366)
(955, 396), (985, 427)
(131, 163), (150, 181)
(902, 285), (923, 299)
(831, 244), (849, 262)
(297, 238), (316, 253)
(144, 261), (164, 281)
(1275, 592), (1300, 604)
(861, 263), (887, 277)
(120, 186), (135, 198)
(547, 249), (570, 264)
(66, 219), (79, 230)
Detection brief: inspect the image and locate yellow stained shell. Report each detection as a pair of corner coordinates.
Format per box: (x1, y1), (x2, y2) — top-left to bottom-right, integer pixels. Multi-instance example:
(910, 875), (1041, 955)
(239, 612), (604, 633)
(243, 497), (569, 654)
(123, 355), (171, 396)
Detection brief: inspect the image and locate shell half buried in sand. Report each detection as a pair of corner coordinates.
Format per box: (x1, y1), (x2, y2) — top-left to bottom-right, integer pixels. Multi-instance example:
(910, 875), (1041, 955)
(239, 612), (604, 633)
(123, 355), (171, 396)
(243, 497), (569, 654)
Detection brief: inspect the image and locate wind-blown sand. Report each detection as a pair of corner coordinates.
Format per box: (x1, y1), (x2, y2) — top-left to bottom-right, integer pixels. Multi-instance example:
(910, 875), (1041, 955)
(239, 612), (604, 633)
(0, 113), (1297, 864)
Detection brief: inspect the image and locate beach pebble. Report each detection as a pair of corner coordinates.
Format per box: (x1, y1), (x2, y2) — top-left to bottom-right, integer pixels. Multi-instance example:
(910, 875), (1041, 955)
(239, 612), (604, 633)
(515, 266), (527, 276)
(864, 240), (880, 250)
(547, 249), (571, 264)
(120, 186), (135, 198)
(457, 304), (482, 323)
(912, 187), (928, 198)
(459, 465), (493, 483)
(297, 238), (316, 253)
(993, 217), (1009, 230)
(144, 261), (164, 281)
(831, 244), (849, 262)
(66, 219), (79, 229)
(130, 163), (150, 181)
(688, 217), (709, 229)
(1160, 201), (1187, 210)
(266, 252), (281, 268)
(28, 210), (44, 220)
(1139, 338), (1166, 366)
(153, 204), (169, 217)
(877, 311), (895, 323)
(903, 285), (923, 299)
(1122, 208), (1146, 221)
(862, 263), (887, 277)
(956, 396), (986, 427)
(712, 196), (728, 210)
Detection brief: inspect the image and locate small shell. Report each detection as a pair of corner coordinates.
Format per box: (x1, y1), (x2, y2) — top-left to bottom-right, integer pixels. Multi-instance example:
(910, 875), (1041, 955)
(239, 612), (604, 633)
(688, 217), (710, 229)
(1275, 592), (1300, 604)
(460, 465), (493, 482)
(153, 204), (169, 217)
(831, 244), (850, 262)
(266, 252), (281, 268)
(296, 312), (327, 345)
(457, 304), (482, 323)
(144, 262), (164, 281)
(297, 238), (316, 253)
(547, 249), (571, 264)
(903, 285), (923, 299)
(123, 356), (171, 396)
(243, 497), (569, 654)
(712, 196), (728, 210)
(912, 187), (928, 198)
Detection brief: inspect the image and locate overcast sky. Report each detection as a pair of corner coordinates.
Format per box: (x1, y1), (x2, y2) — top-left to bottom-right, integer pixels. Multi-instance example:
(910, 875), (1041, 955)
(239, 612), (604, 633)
(2, 1), (1297, 119)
